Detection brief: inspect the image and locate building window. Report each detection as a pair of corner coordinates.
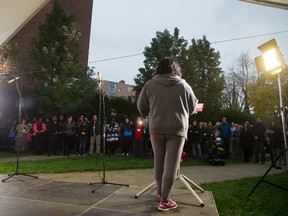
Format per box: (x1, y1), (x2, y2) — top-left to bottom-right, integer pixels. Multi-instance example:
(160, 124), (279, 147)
(118, 88), (121, 92)
(128, 87), (133, 92)
(109, 92), (116, 97)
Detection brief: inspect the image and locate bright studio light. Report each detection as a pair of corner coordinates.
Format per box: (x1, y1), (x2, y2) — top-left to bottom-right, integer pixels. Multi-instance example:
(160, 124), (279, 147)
(262, 48), (282, 73)
(255, 38), (284, 74)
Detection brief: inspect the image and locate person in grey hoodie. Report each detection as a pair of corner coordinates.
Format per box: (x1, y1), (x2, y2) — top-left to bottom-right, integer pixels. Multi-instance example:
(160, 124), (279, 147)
(137, 57), (198, 211)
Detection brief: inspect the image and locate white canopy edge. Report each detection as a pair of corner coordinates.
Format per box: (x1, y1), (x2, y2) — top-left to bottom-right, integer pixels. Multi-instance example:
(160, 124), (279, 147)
(240, 0), (288, 10)
(0, 0), (50, 49)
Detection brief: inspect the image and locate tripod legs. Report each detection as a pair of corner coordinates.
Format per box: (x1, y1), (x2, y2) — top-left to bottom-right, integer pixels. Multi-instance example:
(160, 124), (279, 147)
(2, 173), (38, 183)
(89, 156), (129, 193)
(248, 148), (288, 197)
(90, 180), (129, 193)
(135, 174), (205, 207)
(135, 181), (156, 198)
(2, 152), (38, 183)
(178, 174), (205, 207)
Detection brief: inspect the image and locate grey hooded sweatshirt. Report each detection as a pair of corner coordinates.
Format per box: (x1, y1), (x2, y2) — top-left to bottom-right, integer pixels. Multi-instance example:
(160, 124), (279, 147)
(137, 74), (198, 139)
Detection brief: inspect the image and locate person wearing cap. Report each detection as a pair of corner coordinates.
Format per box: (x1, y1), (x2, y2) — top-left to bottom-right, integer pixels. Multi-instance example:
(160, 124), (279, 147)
(137, 57), (198, 211)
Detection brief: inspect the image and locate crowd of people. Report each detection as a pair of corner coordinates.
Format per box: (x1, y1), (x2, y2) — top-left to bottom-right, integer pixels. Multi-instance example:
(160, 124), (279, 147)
(186, 116), (288, 169)
(0, 112), (151, 158)
(0, 111), (287, 169)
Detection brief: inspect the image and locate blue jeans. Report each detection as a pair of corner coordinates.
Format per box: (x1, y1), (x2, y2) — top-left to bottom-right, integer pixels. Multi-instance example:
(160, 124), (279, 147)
(192, 141), (202, 157)
(254, 140), (265, 163)
(142, 138), (150, 156)
(79, 136), (86, 155)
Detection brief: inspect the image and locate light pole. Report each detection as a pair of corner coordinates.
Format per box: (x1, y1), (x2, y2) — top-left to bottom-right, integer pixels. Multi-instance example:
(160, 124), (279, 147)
(255, 38), (288, 169)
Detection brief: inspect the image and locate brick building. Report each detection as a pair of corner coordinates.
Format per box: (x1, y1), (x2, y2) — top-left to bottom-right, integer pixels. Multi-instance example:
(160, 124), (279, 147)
(12, 0), (93, 83)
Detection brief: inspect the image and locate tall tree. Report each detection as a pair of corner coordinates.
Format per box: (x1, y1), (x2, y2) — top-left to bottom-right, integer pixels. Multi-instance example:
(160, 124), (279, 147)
(106, 96), (139, 123)
(183, 36), (224, 121)
(249, 70), (288, 120)
(222, 68), (240, 110)
(222, 52), (257, 113)
(0, 42), (20, 117)
(134, 28), (188, 96)
(0, 42), (18, 83)
(31, 0), (96, 115)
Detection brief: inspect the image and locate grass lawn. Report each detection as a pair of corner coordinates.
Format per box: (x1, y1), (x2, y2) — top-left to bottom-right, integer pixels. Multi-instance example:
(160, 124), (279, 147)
(0, 153), (210, 174)
(201, 172), (288, 216)
(0, 150), (262, 174)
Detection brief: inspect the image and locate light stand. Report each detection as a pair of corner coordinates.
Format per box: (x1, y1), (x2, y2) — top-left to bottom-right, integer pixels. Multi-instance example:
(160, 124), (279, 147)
(277, 72), (288, 168)
(2, 77), (38, 183)
(248, 39), (288, 197)
(135, 168), (205, 207)
(90, 72), (128, 192)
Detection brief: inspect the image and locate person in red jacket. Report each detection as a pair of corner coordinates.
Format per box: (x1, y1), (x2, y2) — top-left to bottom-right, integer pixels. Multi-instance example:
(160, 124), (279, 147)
(134, 117), (143, 158)
(33, 117), (47, 155)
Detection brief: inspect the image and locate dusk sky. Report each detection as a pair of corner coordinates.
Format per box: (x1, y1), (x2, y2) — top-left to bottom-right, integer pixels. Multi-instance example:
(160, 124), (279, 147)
(88, 0), (288, 84)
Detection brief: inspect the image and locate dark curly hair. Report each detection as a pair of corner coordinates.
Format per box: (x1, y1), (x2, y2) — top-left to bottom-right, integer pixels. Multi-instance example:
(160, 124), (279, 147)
(155, 57), (182, 77)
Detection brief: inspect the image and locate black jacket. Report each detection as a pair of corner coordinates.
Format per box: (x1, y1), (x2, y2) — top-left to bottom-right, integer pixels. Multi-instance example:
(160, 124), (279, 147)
(188, 125), (200, 143)
(240, 128), (253, 145)
(62, 121), (76, 137)
(252, 123), (266, 141)
(78, 124), (89, 136)
(88, 121), (101, 136)
(49, 121), (59, 136)
(269, 126), (282, 148)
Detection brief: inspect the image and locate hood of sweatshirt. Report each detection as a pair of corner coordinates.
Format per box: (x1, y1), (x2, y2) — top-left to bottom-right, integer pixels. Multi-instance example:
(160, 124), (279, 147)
(153, 74), (183, 87)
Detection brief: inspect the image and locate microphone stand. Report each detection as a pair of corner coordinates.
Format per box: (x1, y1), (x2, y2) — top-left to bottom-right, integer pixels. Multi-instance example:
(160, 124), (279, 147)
(90, 74), (128, 192)
(2, 78), (38, 182)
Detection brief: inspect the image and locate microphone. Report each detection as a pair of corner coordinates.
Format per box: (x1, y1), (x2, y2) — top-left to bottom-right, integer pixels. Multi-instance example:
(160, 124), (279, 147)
(8, 76), (20, 84)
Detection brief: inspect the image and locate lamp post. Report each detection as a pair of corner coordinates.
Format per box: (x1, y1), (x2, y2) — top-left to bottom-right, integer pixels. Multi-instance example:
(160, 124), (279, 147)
(255, 38), (288, 169)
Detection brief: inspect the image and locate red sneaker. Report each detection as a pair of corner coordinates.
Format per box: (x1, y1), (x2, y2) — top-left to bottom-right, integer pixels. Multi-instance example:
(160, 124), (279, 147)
(158, 200), (177, 211)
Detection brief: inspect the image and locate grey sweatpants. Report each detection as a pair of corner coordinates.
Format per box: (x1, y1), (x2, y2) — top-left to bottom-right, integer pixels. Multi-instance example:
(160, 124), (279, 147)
(151, 134), (185, 202)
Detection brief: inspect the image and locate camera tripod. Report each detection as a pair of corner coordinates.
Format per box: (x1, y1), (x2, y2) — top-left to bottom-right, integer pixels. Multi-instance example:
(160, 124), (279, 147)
(135, 169), (205, 207)
(2, 151), (38, 183)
